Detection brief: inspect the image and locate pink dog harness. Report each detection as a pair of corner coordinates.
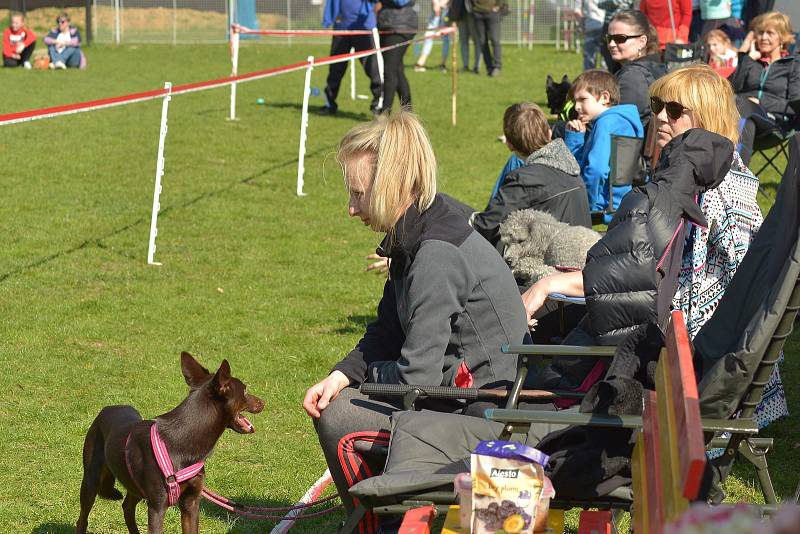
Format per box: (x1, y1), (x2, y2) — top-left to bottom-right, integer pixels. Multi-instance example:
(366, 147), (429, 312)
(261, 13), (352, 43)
(149, 423), (205, 506)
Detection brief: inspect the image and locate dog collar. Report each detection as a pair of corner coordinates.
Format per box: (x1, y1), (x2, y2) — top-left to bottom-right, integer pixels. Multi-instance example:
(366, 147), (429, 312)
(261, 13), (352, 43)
(150, 423), (205, 506)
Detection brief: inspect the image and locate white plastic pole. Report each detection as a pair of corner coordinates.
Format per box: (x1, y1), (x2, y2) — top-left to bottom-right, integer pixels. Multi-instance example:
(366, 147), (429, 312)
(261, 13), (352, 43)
(372, 28), (384, 110)
(230, 29), (240, 121)
(296, 56), (314, 197)
(114, 0), (121, 44)
(147, 82), (173, 266)
(350, 46), (356, 100)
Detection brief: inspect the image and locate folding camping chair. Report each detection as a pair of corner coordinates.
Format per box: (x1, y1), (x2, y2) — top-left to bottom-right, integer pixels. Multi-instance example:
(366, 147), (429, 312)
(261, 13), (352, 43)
(749, 100), (800, 180)
(591, 134), (644, 226)
(488, 131), (800, 507)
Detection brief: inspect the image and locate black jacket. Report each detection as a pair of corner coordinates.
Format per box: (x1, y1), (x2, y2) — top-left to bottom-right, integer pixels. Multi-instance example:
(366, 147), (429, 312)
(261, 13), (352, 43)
(533, 129), (733, 390)
(616, 54), (668, 130)
(472, 139), (591, 252)
(729, 53), (800, 128)
(377, 0), (418, 32)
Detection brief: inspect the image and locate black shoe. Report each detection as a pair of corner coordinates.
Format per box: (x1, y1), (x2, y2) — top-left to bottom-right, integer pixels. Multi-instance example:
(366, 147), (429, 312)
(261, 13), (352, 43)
(318, 105), (337, 116)
(472, 67), (479, 74)
(438, 64), (447, 72)
(489, 67), (501, 77)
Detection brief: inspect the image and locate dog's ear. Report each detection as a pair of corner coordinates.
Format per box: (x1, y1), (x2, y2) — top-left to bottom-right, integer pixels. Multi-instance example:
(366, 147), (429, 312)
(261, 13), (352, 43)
(546, 74), (554, 87)
(181, 351), (211, 388)
(212, 359), (232, 396)
(561, 74), (570, 84)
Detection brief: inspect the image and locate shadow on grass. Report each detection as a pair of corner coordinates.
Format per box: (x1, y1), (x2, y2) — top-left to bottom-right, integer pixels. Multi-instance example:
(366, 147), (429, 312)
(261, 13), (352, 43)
(32, 522), (74, 534)
(0, 145), (333, 284)
(267, 101), (373, 123)
(334, 314), (376, 335)
(197, 494), (343, 533)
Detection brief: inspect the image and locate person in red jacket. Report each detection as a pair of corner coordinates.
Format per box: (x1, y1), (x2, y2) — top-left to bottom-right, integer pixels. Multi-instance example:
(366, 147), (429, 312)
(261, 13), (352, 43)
(3, 12), (36, 68)
(639, 0), (692, 48)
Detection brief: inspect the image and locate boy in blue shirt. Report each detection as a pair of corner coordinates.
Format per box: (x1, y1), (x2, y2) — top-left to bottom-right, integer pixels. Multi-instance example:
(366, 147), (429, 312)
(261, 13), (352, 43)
(565, 69), (644, 222)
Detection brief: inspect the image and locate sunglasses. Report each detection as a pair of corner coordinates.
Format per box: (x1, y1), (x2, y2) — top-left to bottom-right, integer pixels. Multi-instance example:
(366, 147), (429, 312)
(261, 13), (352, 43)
(605, 33), (643, 44)
(650, 96), (690, 120)
(58, 18), (69, 23)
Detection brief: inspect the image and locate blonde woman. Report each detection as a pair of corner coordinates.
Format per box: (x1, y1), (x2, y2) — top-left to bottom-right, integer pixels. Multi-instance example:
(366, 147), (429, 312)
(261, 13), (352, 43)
(521, 65), (763, 391)
(302, 110), (528, 530)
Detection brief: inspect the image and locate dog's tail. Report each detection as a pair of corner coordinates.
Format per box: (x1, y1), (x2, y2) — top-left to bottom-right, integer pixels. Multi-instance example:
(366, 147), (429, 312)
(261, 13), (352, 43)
(82, 421), (123, 501)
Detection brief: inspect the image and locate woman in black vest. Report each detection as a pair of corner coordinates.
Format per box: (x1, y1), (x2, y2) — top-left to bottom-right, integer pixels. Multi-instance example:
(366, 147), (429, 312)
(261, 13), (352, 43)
(377, 0), (417, 112)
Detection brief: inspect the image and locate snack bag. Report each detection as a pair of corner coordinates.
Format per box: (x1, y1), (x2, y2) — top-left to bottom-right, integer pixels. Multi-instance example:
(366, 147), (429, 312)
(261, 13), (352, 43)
(471, 440), (549, 534)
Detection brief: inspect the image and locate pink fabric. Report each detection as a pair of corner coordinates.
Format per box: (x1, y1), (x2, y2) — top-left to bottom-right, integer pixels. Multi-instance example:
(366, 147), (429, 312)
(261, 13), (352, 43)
(150, 423), (205, 506)
(553, 359), (608, 409)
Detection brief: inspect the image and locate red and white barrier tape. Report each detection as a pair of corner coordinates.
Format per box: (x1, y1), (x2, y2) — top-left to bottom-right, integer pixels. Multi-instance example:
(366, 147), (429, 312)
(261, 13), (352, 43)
(269, 469), (333, 534)
(232, 24), (452, 36)
(0, 26), (454, 127)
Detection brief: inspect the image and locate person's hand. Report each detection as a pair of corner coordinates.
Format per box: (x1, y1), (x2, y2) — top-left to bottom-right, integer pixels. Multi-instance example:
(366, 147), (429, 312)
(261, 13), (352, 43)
(303, 371), (351, 418)
(11, 53), (20, 60)
(15, 43), (24, 54)
(740, 30), (755, 53)
(566, 119), (585, 132)
(675, 38), (685, 44)
(521, 278), (551, 328)
(748, 96), (760, 105)
(365, 253), (390, 274)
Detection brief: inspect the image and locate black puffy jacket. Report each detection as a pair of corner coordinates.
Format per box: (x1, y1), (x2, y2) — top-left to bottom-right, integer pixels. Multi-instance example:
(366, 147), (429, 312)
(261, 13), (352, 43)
(729, 53), (800, 128)
(531, 129), (734, 390)
(581, 128), (734, 345)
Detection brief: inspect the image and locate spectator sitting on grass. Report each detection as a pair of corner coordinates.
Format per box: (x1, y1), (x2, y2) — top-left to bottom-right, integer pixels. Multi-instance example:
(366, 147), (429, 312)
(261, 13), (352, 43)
(564, 69), (643, 222)
(471, 102), (591, 252)
(44, 13), (84, 69)
(3, 12), (36, 69)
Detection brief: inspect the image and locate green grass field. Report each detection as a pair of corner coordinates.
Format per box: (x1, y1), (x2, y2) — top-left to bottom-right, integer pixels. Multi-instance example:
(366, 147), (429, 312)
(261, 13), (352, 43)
(0, 42), (796, 533)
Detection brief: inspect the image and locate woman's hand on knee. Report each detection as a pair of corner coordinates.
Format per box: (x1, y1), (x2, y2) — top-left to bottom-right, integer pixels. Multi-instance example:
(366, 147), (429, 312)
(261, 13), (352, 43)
(303, 370), (352, 418)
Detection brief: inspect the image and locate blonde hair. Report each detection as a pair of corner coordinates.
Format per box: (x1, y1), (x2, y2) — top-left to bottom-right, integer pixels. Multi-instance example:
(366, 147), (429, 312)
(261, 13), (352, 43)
(704, 29), (732, 47)
(649, 64), (740, 145)
(751, 11), (795, 47)
(337, 109), (437, 233)
(503, 103), (551, 156)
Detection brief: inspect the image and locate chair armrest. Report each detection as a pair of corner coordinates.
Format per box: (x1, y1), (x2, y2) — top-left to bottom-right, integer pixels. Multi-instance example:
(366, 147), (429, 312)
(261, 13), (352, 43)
(700, 418), (759, 434)
(485, 408), (643, 429)
(547, 292), (587, 305)
(502, 344), (616, 357)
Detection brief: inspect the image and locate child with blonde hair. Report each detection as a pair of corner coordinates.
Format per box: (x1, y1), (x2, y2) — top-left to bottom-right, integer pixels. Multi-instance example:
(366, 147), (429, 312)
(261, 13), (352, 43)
(705, 29), (738, 75)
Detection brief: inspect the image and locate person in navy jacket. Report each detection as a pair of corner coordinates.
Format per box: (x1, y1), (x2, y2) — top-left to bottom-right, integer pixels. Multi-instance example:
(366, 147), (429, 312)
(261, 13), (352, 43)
(44, 13), (83, 69)
(319, 0), (383, 115)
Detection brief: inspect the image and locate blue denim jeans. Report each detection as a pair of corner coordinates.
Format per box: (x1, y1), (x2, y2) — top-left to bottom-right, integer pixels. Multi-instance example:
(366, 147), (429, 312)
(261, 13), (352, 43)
(583, 20), (605, 70)
(416, 12), (451, 64)
(48, 45), (81, 67)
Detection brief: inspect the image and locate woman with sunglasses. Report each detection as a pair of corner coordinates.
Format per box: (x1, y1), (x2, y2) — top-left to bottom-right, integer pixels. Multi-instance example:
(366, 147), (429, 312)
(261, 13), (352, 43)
(606, 10), (667, 130)
(43, 12), (83, 69)
(654, 63), (787, 443)
(729, 11), (800, 163)
(519, 65), (763, 390)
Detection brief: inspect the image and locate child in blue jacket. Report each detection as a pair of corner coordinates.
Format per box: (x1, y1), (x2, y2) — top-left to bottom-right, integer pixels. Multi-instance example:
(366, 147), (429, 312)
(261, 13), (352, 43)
(564, 69), (644, 222)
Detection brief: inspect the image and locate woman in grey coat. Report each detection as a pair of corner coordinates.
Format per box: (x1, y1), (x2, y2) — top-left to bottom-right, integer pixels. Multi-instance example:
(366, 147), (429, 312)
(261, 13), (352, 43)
(302, 110), (529, 532)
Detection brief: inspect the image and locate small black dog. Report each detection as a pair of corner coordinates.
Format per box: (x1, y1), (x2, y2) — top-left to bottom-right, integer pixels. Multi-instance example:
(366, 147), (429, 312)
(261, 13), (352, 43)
(545, 74), (572, 116)
(76, 352), (264, 534)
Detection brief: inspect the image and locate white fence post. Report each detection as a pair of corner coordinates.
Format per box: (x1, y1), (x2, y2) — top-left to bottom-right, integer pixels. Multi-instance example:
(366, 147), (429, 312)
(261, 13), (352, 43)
(350, 47), (356, 100)
(296, 56), (314, 197)
(372, 28), (384, 110)
(147, 82), (173, 266)
(114, 0), (121, 44)
(230, 29), (240, 121)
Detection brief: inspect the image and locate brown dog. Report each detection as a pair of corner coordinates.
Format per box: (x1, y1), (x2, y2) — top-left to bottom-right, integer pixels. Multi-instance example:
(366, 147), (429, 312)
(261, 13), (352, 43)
(76, 352), (264, 534)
